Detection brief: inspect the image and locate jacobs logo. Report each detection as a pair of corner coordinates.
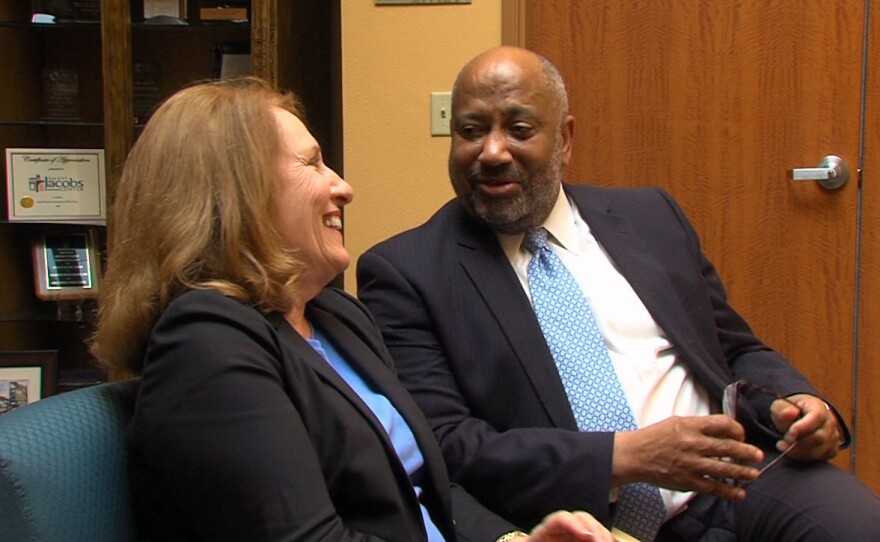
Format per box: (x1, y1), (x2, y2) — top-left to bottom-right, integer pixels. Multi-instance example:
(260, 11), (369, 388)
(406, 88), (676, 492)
(28, 175), (84, 192)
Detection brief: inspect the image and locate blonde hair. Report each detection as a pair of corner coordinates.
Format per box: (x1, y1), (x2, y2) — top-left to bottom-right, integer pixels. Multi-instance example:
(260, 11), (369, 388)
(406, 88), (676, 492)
(92, 77), (307, 374)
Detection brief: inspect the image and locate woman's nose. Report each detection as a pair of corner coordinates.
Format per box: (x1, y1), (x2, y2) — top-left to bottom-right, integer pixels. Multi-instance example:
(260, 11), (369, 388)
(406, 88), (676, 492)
(330, 169), (354, 205)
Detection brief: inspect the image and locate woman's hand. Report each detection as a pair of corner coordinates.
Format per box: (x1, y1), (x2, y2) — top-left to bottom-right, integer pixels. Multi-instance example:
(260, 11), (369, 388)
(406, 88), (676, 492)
(522, 510), (615, 542)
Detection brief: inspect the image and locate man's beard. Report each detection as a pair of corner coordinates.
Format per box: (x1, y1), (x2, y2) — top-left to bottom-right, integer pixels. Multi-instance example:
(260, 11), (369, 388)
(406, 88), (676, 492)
(451, 140), (564, 235)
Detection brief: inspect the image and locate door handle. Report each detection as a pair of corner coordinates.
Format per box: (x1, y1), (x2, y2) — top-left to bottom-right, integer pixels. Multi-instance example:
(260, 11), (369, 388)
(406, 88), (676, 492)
(792, 155), (849, 190)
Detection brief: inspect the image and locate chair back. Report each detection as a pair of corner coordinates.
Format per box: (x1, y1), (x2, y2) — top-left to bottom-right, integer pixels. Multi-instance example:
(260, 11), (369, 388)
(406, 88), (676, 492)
(0, 379), (139, 542)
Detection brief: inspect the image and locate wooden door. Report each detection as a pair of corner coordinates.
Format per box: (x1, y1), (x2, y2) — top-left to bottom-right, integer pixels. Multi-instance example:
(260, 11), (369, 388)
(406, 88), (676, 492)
(857, 0), (880, 491)
(524, 0), (872, 484)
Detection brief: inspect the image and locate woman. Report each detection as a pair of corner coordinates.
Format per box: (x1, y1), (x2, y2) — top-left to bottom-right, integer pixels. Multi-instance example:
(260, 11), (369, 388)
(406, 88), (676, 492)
(91, 77), (612, 542)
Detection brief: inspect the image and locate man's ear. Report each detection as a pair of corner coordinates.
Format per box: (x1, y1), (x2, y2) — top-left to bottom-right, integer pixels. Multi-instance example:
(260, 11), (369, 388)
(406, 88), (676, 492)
(560, 115), (575, 166)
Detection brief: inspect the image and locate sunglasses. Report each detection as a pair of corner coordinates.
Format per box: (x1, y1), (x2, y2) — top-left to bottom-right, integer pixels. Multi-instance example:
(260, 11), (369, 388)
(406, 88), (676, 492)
(722, 379), (802, 483)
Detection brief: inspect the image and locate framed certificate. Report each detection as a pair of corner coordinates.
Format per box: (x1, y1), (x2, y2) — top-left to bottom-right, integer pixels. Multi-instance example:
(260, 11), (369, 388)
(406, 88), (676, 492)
(5, 148), (106, 225)
(32, 230), (101, 300)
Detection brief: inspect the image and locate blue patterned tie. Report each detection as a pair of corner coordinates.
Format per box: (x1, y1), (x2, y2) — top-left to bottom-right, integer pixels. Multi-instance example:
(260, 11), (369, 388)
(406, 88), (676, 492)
(524, 228), (666, 541)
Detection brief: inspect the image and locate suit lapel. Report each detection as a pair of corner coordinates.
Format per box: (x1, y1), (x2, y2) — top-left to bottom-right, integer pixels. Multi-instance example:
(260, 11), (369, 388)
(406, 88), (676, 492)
(454, 212), (581, 429)
(280, 300), (455, 537)
(308, 304), (450, 476)
(268, 310), (385, 433)
(565, 186), (724, 381)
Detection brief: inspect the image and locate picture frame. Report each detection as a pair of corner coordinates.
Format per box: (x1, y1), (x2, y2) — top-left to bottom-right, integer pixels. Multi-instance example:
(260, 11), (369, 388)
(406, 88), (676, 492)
(32, 229), (102, 301)
(0, 350), (58, 415)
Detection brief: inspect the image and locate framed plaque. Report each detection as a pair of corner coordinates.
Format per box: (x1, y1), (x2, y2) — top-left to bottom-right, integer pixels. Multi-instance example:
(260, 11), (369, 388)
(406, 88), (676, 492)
(32, 230), (101, 300)
(133, 62), (162, 124)
(199, 3), (249, 22)
(31, 0), (74, 18)
(5, 148), (106, 225)
(42, 68), (80, 120)
(32, 0), (101, 21)
(0, 350), (58, 414)
(144, 0), (187, 19)
(212, 42), (252, 79)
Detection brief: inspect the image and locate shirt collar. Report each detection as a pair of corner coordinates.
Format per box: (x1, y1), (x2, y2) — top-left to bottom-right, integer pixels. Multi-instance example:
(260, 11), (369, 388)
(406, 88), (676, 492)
(497, 186), (581, 258)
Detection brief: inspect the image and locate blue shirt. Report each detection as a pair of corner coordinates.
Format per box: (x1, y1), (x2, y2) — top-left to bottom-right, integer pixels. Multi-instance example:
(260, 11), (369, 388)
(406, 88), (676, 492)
(307, 328), (445, 542)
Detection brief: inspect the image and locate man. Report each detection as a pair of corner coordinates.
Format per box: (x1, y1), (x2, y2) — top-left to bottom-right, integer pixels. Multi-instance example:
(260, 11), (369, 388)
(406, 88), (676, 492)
(357, 46), (880, 541)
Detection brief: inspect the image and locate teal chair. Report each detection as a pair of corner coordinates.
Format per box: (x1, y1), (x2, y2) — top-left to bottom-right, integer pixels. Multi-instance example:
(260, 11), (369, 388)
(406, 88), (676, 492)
(0, 379), (139, 542)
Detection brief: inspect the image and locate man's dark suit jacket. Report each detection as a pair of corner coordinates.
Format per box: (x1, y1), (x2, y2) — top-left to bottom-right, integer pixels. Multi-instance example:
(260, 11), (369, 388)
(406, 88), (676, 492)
(127, 288), (515, 541)
(357, 184), (846, 530)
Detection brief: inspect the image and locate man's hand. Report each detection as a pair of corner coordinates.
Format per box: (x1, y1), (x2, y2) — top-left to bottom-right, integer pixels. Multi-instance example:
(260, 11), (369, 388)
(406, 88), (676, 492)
(771, 394), (842, 462)
(612, 415), (764, 500)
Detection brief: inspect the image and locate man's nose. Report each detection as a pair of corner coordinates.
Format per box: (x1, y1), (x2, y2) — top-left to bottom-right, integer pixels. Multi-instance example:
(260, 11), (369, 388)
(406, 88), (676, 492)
(478, 129), (512, 166)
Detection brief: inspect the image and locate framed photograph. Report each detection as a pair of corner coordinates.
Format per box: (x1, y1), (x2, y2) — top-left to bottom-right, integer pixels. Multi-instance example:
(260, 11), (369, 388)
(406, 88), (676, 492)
(32, 229), (101, 301)
(0, 350), (58, 415)
(212, 42), (252, 79)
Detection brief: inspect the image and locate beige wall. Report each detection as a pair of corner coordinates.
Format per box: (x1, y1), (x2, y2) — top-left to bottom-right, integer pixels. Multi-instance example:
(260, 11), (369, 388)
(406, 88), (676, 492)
(340, 1), (502, 291)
